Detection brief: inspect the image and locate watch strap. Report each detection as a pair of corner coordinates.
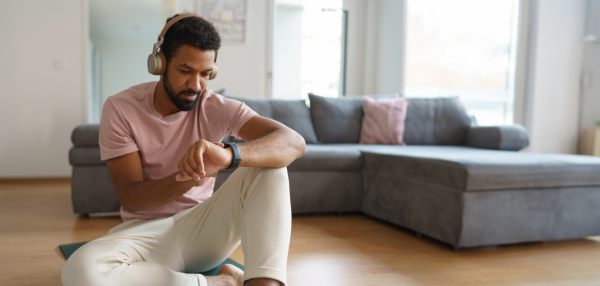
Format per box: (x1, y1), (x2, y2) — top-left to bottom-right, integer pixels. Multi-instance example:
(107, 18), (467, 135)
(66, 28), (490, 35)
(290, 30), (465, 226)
(223, 143), (241, 169)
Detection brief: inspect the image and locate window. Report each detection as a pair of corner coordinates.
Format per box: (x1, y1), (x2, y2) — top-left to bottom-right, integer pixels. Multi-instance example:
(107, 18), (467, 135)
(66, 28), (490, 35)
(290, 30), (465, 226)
(404, 0), (520, 125)
(272, 0), (346, 99)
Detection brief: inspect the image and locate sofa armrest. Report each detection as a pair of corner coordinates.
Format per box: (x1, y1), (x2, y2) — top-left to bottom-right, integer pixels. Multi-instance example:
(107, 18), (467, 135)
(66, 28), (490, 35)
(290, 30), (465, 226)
(464, 124), (529, 151)
(72, 124), (100, 147)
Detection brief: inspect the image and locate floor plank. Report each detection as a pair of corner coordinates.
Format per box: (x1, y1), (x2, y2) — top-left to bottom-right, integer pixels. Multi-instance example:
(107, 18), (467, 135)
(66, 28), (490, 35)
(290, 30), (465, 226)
(1, 179), (599, 285)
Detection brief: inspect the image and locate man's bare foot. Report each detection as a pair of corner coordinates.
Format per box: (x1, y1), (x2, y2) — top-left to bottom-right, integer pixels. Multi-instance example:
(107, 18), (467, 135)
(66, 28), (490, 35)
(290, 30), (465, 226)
(245, 278), (282, 286)
(219, 264), (244, 284)
(205, 264), (244, 286)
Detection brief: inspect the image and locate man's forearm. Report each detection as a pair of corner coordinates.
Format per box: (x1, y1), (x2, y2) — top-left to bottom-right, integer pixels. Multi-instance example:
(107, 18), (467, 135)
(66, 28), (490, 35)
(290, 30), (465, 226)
(116, 172), (199, 213)
(238, 128), (306, 168)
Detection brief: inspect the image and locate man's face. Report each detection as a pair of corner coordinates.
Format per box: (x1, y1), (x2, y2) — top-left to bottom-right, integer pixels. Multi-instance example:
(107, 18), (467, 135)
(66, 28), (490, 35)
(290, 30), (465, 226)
(162, 45), (216, 111)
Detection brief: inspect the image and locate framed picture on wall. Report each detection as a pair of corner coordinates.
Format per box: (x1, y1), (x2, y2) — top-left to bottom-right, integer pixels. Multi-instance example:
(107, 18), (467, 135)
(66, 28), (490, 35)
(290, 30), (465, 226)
(197, 0), (246, 41)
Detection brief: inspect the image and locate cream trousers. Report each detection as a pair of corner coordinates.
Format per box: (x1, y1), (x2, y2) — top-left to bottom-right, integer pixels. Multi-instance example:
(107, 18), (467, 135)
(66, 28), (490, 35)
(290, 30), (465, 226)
(61, 167), (292, 286)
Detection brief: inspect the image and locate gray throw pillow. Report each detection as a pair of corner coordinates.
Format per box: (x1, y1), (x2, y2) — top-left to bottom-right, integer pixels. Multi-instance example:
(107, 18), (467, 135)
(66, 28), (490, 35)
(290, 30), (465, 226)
(227, 96), (319, 144)
(270, 100), (319, 144)
(308, 93), (399, 143)
(309, 94), (363, 143)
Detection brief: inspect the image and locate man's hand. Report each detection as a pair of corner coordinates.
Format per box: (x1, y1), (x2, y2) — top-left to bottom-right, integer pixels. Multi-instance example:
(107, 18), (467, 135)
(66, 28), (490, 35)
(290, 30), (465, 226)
(176, 140), (232, 182)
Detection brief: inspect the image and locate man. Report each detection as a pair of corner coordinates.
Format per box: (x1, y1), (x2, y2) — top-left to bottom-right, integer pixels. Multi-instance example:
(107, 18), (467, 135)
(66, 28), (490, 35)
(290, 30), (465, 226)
(61, 13), (305, 286)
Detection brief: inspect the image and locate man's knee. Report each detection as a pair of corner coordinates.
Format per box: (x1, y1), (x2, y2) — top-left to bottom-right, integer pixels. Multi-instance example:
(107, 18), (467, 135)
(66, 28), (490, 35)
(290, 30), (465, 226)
(249, 167), (288, 180)
(61, 243), (119, 286)
(62, 252), (94, 286)
(246, 167), (289, 190)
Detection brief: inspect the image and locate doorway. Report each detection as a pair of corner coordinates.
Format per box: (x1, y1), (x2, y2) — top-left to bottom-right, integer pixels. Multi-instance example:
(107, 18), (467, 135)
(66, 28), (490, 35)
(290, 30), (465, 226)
(88, 0), (162, 123)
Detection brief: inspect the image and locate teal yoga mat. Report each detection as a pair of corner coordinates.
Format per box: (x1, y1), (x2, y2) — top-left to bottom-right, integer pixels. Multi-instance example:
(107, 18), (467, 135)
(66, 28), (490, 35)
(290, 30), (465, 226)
(59, 241), (243, 277)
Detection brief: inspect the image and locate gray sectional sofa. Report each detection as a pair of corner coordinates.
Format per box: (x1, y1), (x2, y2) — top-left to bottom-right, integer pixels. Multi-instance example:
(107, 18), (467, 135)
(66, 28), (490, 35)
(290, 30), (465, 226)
(69, 93), (600, 249)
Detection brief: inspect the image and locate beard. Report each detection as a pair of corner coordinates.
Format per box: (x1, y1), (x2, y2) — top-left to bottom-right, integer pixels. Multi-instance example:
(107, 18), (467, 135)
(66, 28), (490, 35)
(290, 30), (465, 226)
(163, 71), (202, 111)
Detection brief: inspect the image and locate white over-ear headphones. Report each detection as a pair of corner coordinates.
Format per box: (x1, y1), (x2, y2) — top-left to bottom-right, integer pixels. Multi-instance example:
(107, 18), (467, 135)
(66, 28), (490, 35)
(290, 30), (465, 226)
(147, 14), (218, 80)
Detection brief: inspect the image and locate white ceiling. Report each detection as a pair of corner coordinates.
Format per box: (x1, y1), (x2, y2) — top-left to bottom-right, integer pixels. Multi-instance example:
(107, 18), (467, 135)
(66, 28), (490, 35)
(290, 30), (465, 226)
(89, 0), (162, 42)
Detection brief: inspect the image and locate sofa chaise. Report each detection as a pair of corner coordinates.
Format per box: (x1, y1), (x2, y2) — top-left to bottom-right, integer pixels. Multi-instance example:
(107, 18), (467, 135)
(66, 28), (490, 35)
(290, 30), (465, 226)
(69, 93), (600, 249)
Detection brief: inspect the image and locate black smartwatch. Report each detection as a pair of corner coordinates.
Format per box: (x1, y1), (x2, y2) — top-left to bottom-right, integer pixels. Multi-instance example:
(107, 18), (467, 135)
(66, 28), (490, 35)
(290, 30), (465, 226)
(223, 143), (242, 169)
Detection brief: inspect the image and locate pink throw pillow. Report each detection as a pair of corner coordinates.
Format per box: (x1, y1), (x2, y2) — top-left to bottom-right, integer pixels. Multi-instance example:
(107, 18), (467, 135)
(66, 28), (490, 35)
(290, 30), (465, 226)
(360, 96), (409, 145)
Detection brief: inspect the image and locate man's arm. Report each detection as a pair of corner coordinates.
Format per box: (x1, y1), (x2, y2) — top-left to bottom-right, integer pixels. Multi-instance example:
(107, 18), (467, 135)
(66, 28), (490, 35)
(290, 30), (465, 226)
(109, 115), (305, 213)
(177, 115), (306, 180)
(106, 151), (205, 213)
(237, 115), (307, 168)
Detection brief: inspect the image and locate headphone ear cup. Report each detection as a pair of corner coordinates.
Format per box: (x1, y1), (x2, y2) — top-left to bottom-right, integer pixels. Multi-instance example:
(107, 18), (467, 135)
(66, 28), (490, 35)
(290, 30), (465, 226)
(209, 63), (218, 80)
(147, 53), (157, 75)
(147, 51), (166, 75)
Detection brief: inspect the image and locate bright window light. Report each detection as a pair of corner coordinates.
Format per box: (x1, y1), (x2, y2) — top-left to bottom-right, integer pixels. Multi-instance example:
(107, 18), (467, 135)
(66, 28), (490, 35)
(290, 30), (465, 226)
(272, 0), (344, 99)
(405, 0), (520, 125)
(300, 0), (343, 98)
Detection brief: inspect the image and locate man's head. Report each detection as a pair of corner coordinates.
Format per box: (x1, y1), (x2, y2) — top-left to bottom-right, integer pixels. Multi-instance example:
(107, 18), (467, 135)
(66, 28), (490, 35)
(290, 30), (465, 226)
(157, 14), (221, 112)
(160, 14), (221, 68)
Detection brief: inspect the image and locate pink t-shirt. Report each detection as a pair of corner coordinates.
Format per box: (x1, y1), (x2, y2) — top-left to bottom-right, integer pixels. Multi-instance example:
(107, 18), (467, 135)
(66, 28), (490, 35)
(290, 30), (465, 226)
(99, 81), (257, 221)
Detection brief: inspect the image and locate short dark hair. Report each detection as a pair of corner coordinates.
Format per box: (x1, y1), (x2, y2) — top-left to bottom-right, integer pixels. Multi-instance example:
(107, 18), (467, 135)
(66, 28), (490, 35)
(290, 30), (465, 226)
(161, 13), (221, 63)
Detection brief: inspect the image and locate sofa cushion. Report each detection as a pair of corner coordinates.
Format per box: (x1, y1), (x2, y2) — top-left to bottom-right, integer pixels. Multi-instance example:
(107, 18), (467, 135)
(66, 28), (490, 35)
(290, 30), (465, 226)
(270, 100), (318, 144)
(227, 96), (318, 144)
(403, 97), (471, 145)
(309, 93), (399, 143)
(71, 124), (100, 147)
(360, 96), (409, 145)
(69, 147), (104, 166)
(288, 144), (363, 171)
(359, 145), (600, 191)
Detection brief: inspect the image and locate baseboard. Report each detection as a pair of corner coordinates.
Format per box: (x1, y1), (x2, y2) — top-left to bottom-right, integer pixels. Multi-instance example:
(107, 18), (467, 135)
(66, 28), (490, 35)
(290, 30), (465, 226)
(0, 177), (71, 184)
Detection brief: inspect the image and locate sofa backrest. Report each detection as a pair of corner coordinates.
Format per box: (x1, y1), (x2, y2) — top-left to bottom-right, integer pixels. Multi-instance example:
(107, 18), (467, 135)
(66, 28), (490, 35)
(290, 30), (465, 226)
(403, 97), (472, 145)
(227, 93), (471, 146)
(226, 95), (319, 144)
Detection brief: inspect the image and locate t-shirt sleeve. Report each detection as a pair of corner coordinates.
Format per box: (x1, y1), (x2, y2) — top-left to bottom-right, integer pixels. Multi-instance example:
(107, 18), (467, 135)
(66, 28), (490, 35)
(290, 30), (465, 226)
(225, 97), (259, 138)
(99, 97), (140, 161)
(205, 93), (258, 140)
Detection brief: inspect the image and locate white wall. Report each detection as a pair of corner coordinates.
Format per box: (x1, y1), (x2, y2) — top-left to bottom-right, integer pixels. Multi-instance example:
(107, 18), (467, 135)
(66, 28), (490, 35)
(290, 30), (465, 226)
(342, 0), (368, 96)
(207, 0), (270, 98)
(374, 0), (406, 95)
(343, 0), (406, 96)
(524, 0), (586, 154)
(361, 0), (381, 95)
(0, 0), (87, 178)
(579, 0), (600, 130)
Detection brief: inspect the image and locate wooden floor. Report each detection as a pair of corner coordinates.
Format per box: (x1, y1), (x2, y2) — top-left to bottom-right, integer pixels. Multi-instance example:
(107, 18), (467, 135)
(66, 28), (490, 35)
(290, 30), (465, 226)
(1, 179), (600, 286)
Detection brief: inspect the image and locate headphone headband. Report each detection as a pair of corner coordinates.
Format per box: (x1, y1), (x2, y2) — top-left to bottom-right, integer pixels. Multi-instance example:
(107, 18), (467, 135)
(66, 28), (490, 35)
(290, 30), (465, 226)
(159, 14), (201, 40)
